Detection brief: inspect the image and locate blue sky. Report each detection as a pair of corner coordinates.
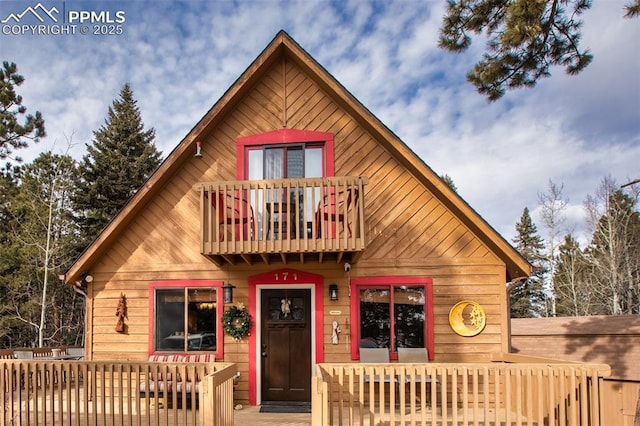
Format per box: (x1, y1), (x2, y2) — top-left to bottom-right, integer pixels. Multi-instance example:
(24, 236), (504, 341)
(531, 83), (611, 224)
(1, 0), (639, 245)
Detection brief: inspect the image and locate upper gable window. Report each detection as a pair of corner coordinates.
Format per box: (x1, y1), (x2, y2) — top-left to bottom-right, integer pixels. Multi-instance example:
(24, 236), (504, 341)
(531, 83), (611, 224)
(236, 129), (335, 180)
(248, 144), (323, 180)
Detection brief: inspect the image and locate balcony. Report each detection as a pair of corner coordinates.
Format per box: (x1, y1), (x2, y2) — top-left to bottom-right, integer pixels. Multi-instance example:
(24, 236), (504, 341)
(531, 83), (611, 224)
(193, 176), (367, 266)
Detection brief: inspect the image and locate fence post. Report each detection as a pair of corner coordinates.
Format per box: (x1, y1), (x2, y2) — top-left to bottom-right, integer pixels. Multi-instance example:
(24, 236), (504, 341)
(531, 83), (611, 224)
(311, 374), (322, 426)
(199, 374), (215, 424)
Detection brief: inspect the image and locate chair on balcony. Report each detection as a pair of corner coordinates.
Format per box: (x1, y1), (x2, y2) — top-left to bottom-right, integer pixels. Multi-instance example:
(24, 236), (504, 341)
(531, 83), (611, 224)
(359, 348), (392, 384)
(13, 349), (33, 359)
(360, 348), (400, 406)
(398, 347), (436, 383)
(397, 347), (429, 364)
(212, 191), (255, 241)
(398, 347), (437, 407)
(316, 187), (358, 238)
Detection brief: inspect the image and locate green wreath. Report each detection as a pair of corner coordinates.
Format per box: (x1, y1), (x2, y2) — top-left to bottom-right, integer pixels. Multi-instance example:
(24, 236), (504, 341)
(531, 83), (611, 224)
(222, 304), (252, 340)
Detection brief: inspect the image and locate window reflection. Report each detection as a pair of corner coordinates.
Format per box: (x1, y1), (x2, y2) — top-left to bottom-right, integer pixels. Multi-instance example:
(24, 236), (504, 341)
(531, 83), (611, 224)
(359, 289), (390, 349)
(394, 286), (425, 349)
(358, 285), (426, 351)
(155, 288), (217, 352)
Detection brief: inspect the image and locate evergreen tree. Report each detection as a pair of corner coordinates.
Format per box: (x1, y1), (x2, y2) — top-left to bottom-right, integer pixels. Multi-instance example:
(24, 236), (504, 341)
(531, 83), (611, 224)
(510, 207), (547, 317)
(0, 61), (46, 161)
(439, 0), (639, 101)
(553, 234), (592, 316)
(1, 153), (83, 348)
(440, 174), (458, 193)
(0, 163), (24, 347)
(73, 84), (162, 247)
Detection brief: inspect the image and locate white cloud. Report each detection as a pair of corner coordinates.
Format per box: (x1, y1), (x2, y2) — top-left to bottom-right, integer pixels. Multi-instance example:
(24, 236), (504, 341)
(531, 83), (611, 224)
(1, 0), (638, 247)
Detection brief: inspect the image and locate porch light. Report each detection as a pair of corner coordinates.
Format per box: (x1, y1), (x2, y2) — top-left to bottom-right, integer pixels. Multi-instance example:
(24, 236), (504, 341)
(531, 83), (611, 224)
(222, 282), (236, 304)
(194, 141), (203, 158)
(329, 284), (339, 301)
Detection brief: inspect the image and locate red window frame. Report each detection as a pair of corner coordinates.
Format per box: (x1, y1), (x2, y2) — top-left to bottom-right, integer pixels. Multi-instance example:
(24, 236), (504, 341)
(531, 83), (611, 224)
(235, 129), (335, 180)
(148, 280), (225, 359)
(349, 276), (434, 361)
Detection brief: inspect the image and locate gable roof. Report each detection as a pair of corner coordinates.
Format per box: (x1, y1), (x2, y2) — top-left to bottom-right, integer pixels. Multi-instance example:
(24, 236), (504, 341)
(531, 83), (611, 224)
(65, 30), (531, 284)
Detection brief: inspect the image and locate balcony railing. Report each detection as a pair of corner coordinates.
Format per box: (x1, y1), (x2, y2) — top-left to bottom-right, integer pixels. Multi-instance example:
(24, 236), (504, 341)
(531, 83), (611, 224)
(193, 176), (367, 265)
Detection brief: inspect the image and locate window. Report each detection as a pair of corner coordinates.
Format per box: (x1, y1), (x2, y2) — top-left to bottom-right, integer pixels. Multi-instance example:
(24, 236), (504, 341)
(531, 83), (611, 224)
(236, 129), (335, 180)
(236, 129), (335, 240)
(149, 281), (223, 355)
(350, 277), (434, 360)
(247, 144), (324, 180)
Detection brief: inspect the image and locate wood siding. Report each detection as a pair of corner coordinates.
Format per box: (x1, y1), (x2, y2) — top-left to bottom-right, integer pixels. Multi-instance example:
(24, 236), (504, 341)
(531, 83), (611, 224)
(84, 49), (511, 404)
(511, 315), (640, 381)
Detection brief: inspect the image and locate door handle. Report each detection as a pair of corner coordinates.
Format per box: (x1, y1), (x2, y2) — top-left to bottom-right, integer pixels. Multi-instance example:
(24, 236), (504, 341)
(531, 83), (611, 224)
(262, 343), (267, 357)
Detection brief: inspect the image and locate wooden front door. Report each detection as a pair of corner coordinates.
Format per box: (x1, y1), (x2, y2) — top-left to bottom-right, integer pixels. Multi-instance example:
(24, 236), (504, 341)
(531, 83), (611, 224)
(260, 288), (311, 402)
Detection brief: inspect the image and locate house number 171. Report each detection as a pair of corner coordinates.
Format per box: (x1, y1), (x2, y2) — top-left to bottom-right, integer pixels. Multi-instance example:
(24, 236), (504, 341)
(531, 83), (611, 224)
(274, 272), (298, 282)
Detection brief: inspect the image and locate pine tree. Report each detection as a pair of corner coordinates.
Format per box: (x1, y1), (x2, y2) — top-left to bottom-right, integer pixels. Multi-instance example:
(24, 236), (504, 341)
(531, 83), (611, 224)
(0, 61), (46, 161)
(440, 174), (458, 193)
(0, 163), (24, 347)
(73, 84), (162, 246)
(2, 152), (83, 347)
(439, 0), (639, 101)
(510, 207), (547, 318)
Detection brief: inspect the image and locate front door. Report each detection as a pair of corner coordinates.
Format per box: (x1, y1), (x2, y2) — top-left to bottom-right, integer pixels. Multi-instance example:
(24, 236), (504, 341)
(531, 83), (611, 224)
(260, 288), (311, 402)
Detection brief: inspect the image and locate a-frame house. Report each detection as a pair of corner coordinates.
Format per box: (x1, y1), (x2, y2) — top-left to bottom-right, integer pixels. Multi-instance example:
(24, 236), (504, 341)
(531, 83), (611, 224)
(65, 30), (531, 406)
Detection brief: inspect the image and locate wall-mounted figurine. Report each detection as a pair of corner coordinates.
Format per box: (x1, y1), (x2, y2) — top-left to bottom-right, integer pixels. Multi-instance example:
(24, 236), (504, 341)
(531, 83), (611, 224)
(115, 293), (127, 333)
(332, 320), (341, 344)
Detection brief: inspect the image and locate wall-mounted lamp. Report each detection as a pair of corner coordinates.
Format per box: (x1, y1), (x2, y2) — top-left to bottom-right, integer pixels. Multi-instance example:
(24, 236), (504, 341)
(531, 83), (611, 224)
(329, 284), (339, 301)
(78, 273), (93, 286)
(72, 274), (90, 297)
(194, 141), (203, 158)
(222, 282), (236, 304)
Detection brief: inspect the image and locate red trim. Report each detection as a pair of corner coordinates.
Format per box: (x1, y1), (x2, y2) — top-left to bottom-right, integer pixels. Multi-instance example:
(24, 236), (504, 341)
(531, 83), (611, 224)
(349, 276), (434, 361)
(147, 280), (225, 360)
(236, 129), (335, 180)
(247, 268), (324, 405)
